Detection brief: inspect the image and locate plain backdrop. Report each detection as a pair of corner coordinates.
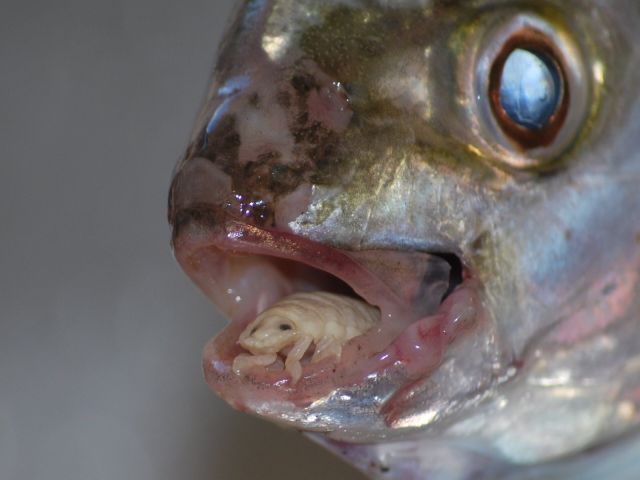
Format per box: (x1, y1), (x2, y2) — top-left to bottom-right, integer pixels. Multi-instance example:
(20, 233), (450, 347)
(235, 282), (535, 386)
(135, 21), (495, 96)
(0, 0), (364, 478)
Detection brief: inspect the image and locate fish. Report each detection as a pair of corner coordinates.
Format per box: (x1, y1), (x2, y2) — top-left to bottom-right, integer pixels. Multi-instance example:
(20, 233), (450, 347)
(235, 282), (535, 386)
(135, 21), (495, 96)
(167, 0), (640, 478)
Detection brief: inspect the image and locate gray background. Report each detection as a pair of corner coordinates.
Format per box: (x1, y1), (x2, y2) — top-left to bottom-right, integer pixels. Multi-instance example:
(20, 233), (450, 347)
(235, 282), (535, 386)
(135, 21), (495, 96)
(0, 0), (363, 478)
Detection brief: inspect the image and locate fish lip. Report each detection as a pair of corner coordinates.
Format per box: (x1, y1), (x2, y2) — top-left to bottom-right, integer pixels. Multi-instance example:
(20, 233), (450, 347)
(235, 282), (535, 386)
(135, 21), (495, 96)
(171, 208), (481, 419)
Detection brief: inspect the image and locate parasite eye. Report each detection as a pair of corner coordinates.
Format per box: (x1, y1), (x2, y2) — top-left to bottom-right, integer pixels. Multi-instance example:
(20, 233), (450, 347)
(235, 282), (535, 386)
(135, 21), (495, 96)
(279, 324), (292, 331)
(488, 30), (569, 150)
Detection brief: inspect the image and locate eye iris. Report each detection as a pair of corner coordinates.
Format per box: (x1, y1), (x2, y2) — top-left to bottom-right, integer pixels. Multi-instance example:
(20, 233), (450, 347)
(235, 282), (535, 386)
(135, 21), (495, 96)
(499, 48), (561, 130)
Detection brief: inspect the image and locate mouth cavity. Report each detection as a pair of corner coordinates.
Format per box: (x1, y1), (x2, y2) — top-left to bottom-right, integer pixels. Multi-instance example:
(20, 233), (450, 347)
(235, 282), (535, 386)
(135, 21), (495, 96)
(173, 218), (478, 408)
(433, 253), (464, 301)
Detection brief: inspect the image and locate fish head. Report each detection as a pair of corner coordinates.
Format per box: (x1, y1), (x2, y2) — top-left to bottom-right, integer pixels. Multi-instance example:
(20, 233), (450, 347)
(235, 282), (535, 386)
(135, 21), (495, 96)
(168, 0), (640, 478)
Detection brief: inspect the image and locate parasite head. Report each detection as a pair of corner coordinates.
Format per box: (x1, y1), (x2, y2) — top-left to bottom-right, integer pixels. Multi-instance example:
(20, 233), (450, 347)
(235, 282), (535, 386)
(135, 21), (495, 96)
(238, 312), (299, 355)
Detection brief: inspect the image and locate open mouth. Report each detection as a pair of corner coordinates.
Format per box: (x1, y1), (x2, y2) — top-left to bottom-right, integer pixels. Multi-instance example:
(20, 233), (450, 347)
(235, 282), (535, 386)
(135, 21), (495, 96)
(172, 207), (480, 417)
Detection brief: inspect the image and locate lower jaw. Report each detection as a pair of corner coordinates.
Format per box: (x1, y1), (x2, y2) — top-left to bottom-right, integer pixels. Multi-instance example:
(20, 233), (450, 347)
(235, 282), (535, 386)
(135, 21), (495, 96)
(174, 220), (480, 422)
(202, 280), (478, 409)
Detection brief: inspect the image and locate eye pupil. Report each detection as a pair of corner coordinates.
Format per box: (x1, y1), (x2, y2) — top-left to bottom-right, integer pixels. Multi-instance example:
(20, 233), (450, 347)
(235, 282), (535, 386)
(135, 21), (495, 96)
(499, 48), (561, 130)
(279, 324), (292, 331)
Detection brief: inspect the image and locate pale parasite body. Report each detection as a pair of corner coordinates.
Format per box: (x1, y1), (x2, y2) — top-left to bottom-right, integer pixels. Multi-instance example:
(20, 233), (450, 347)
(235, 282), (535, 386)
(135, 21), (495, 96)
(233, 292), (379, 383)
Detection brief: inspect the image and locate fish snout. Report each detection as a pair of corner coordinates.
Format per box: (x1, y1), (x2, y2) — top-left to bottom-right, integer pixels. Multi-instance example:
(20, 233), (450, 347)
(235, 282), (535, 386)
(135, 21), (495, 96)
(168, 61), (355, 238)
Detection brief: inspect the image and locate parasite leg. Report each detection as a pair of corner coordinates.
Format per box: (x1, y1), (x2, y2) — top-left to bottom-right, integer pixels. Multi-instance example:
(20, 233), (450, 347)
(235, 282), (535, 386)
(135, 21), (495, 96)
(311, 335), (342, 364)
(232, 353), (278, 376)
(285, 335), (313, 384)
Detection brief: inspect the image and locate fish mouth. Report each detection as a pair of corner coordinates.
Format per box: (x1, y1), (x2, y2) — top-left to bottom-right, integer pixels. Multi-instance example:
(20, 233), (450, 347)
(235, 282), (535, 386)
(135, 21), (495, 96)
(171, 207), (481, 433)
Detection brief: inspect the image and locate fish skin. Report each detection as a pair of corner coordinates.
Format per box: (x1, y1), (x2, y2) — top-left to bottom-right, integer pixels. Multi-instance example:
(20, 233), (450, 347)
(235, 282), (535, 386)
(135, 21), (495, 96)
(168, 0), (640, 478)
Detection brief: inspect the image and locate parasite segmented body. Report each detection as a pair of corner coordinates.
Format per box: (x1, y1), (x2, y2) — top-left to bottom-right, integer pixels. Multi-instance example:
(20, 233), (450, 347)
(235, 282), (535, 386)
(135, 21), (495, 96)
(233, 292), (379, 383)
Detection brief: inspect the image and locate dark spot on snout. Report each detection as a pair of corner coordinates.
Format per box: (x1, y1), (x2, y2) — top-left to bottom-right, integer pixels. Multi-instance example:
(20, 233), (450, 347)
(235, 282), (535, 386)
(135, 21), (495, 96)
(169, 204), (226, 242)
(250, 326), (258, 335)
(296, 111), (309, 126)
(256, 151), (281, 163)
(243, 154), (307, 197)
(201, 115), (241, 169)
(293, 122), (327, 144)
(276, 90), (291, 108)
(291, 73), (317, 96)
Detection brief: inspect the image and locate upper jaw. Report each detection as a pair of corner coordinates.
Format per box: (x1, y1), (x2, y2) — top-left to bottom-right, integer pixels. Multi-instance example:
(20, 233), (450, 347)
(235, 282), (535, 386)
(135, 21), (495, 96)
(169, 202), (506, 440)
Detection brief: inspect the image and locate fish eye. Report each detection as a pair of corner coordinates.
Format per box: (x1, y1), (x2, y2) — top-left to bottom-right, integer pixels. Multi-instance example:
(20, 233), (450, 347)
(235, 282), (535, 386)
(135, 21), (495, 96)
(488, 32), (568, 149)
(279, 323), (292, 331)
(498, 49), (561, 129)
(469, 14), (590, 169)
